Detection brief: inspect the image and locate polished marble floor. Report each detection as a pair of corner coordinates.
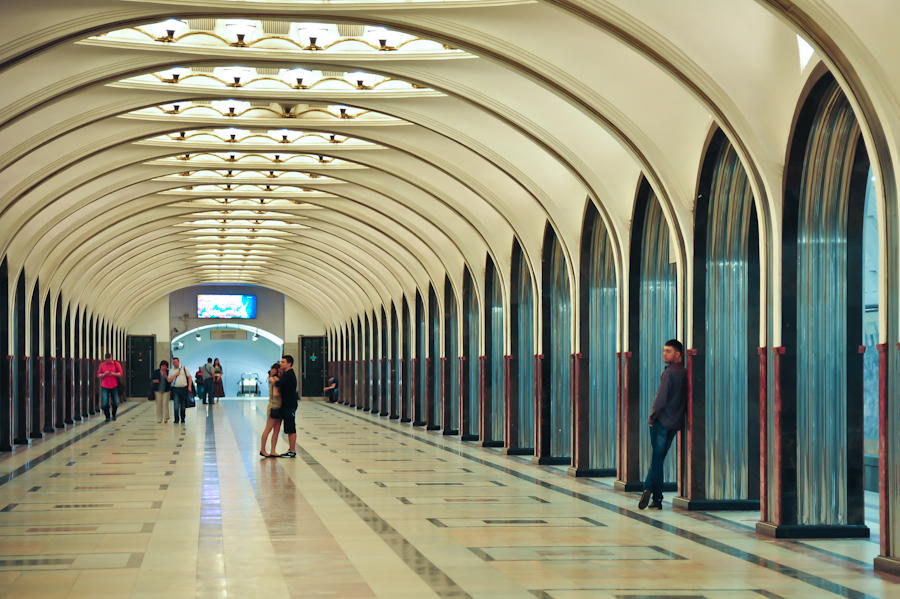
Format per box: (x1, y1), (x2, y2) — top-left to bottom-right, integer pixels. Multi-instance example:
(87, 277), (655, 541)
(0, 399), (897, 598)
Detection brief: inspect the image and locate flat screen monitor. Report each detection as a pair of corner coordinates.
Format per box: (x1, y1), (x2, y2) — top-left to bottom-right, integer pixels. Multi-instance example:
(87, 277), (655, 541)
(197, 294), (257, 319)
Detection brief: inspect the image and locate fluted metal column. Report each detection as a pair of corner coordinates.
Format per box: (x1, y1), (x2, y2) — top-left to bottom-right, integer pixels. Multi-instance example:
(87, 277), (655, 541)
(587, 216), (617, 472)
(639, 194), (677, 481)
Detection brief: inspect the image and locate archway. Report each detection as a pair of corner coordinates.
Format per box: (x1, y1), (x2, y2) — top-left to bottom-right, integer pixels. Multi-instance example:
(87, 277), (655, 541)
(171, 324), (283, 398)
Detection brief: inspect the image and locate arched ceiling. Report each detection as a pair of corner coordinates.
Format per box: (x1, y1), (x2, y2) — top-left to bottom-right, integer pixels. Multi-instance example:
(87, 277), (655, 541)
(2, 1), (899, 347)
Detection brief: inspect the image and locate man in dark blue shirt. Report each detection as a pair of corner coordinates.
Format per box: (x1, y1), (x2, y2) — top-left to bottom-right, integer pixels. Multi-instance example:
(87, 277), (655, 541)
(276, 356), (299, 458)
(639, 339), (688, 510)
(324, 376), (339, 403)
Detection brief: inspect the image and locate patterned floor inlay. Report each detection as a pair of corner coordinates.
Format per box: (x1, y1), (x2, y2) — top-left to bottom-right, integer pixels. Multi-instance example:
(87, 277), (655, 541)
(0, 399), (894, 598)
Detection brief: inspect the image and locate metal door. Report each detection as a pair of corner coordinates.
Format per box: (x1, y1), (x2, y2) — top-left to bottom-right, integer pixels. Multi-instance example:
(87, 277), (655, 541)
(301, 336), (326, 397)
(126, 335), (155, 398)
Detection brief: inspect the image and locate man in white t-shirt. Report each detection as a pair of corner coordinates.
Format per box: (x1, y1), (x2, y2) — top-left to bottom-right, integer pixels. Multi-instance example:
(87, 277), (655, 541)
(166, 357), (193, 425)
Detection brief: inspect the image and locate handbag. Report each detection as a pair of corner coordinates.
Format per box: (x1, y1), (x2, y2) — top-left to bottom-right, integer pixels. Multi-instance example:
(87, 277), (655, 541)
(185, 393), (196, 409)
(148, 388), (156, 401)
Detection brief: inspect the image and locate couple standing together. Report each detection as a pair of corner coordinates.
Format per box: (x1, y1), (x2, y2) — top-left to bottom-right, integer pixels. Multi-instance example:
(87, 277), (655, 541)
(150, 357), (195, 424)
(260, 355), (299, 458)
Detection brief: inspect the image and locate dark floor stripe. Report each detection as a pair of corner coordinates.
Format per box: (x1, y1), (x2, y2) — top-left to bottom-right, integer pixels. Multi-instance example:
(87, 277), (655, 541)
(235, 402), (474, 599)
(323, 403), (884, 599)
(197, 409), (226, 598)
(0, 402), (143, 487)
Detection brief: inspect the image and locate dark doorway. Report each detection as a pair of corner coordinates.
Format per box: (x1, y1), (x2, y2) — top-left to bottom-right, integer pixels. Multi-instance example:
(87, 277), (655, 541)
(126, 336), (155, 399)
(13, 271), (27, 445)
(301, 336), (326, 397)
(0, 258), (9, 451)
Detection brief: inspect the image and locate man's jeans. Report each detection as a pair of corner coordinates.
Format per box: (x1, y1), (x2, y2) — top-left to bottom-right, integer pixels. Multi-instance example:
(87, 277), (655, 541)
(101, 387), (118, 413)
(202, 379), (214, 403)
(172, 387), (188, 422)
(644, 420), (678, 502)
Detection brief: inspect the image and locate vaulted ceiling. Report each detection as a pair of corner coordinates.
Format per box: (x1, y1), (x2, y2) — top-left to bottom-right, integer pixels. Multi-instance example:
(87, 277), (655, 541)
(2, 1), (898, 347)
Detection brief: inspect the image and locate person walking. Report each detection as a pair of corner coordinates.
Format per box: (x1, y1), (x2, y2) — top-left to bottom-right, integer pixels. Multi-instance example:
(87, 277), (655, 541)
(275, 355), (299, 458)
(167, 357), (194, 425)
(638, 339), (688, 510)
(200, 358), (215, 405)
(97, 353), (123, 421)
(212, 358), (225, 403)
(151, 360), (172, 423)
(259, 364), (283, 457)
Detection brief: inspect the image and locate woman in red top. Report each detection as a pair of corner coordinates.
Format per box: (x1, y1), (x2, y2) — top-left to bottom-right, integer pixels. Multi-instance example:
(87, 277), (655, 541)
(97, 353), (123, 421)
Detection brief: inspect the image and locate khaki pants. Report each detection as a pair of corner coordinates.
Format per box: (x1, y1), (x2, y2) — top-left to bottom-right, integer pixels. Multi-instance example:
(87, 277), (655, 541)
(155, 391), (171, 421)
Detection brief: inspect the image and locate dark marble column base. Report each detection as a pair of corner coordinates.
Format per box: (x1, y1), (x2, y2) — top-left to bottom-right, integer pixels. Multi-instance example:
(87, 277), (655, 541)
(504, 447), (534, 456)
(13, 438), (29, 445)
(0, 444), (11, 452)
(614, 480), (643, 492)
(756, 522), (870, 539)
(442, 429), (459, 436)
(379, 411), (389, 417)
(614, 481), (677, 493)
(482, 440), (504, 448)
(461, 434), (479, 441)
(875, 556), (900, 576)
(400, 417), (411, 423)
(355, 405), (365, 410)
(412, 420), (427, 427)
(64, 419), (74, 425)
(567, 467), (615, 478)
(389, 415), (399, 420)
(426, 425), (441, 431)
(533, 456), (570, 466)
(672, 498), (760, 511)
(42, 426), (55, 434)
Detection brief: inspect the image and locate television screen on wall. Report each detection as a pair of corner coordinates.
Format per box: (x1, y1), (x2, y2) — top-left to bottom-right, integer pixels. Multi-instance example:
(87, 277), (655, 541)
(197, 294), (257, 319)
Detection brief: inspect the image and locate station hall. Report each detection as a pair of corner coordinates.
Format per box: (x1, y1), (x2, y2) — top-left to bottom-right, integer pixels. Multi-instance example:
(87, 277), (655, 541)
(1, 1), (900, 597)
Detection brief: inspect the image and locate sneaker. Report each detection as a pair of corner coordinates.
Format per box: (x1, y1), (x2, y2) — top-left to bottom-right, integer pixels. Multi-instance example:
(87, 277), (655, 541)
(648, 501), (663, 510)
(638, 488), (652, 510)
(112, 414), (117, 421)
(105, 417), (110, 422)
(284, 451), (297, 458)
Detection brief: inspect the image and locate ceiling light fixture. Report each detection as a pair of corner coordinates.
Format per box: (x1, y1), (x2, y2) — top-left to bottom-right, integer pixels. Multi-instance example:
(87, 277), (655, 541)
(367, 27), (401, 51)
(299, 24), (328, 50)
(347, 71), (374, 90)
(286, 68), (311, 89)
(222, 98), (241, 116)
(156, 19), (186, 42)
(161, 66), (190, 83)
(225, 19), (255, 47)
(195, 331), (202, 341)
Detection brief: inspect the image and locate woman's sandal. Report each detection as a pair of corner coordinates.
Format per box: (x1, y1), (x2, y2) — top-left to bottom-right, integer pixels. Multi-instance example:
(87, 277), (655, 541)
(259, 452), (270, 458)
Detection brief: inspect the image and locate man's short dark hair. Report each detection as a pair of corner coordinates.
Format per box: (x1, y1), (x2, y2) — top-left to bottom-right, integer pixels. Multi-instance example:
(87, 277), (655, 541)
(160, 360), (169, 367)
(664, 339), (684, 356)
(282, 355), (294, 366)
(207, 358), (212, 363)
(104, 353), (112, 359)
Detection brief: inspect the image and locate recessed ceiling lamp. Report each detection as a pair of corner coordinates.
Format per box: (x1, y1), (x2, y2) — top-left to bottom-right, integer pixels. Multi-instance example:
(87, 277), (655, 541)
(195, 331), (202, 341)
(252, 329), (260, 341)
